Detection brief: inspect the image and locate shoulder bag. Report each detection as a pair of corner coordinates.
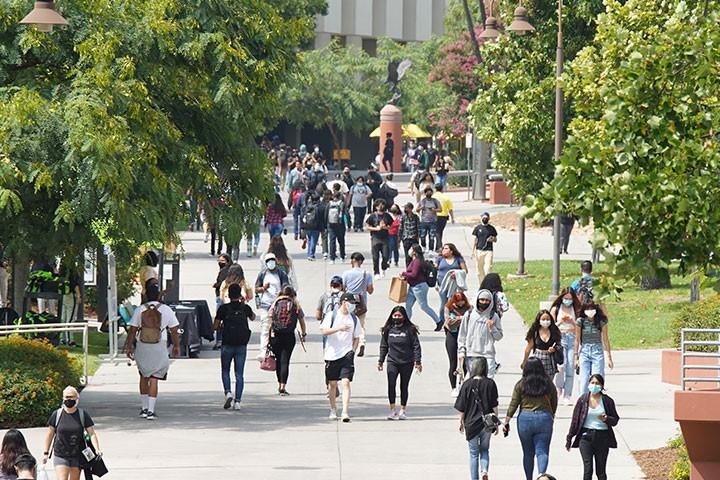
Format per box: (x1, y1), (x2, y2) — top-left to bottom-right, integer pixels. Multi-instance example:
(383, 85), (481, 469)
(473, 379), (501, 433)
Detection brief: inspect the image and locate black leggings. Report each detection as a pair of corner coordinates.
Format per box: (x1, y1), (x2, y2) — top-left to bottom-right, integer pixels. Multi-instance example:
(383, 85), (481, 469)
(445, 329), (466, 388)
(270, 332), (296, 384)
(579, 429), (610, 480)
(387, 362), (414, 406)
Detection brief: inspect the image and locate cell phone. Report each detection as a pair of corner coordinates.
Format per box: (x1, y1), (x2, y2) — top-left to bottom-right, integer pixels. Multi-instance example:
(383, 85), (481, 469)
(502, 423), (510, 437)
(575, 365), (580, 375)
(81, 447), (96, 462)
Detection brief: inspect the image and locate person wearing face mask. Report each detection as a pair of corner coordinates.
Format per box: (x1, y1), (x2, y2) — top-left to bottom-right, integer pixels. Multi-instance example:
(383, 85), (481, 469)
(521, 310), (563, 378)
(574, 303), (613, 395)
(398, 203), (420, 267)
(550, 288), (582, 404)
(457, 290), (503, 378)
(566, 374), (620, 480)
(320, 293), (363, 423)
(316, 276), (345, 320)
(211, 254), (232, 349)
(350, 176), (371, 232)
(471, 212), (498, 286)
(444, 292), (472, 396)
(254, 253), (290, 360)
(378, 306), (422, 420)
(365, 199), (393, 280)
(42, 386), (102, 479)
(415, 188), (441, 252)
(400, 245), (442, 331)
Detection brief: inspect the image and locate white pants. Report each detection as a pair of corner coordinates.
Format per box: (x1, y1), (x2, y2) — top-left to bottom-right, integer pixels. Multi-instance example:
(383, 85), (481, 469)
(257, 309), (270, 358)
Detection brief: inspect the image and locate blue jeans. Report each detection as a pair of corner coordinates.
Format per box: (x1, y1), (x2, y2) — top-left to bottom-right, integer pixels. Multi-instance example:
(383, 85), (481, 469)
(406, 282), (440, 326)
(388, 234), (399, 265)
(517, 410), (554, 480)
(247, 226), (261, 252)
(221, 344), (247, 401)
(554, 333), (575, 397)
(578, 342), (605, 395)
(468, 430), (492, 479)
(268, 223), (283, 238)
(418, 222), (437, 251)
(293, 210), (301, 237)
(306, 229), (320, 259)
(438, 289), (449, 322)
(436, 174), (448, 191)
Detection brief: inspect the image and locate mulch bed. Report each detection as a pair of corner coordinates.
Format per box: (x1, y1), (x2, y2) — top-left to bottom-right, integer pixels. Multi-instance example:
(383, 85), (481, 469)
(633, 446), (678, 480)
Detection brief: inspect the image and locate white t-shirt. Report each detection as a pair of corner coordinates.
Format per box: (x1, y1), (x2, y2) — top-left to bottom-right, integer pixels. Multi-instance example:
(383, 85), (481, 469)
(326, 179), (349, 194)
(321, 310), (362, 361)
(129, 302), (180, 343)
(260, 271), (282, 308)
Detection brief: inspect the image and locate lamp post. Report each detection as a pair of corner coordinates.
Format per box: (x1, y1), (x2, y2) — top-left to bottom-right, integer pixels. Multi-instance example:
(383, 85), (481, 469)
(550, 0), (564, 297)
(19, 1), (67, 32)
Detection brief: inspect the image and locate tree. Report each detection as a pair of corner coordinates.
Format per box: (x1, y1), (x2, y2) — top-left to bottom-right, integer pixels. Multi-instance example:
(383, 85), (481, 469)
(527, 0), (720, 296)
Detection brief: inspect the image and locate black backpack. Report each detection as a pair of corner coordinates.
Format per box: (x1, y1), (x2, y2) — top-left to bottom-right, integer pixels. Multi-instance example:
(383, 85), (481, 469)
(302, 199), (320, 230)
(222, 306), (252, 346)
(577, 276), (594, 303)
(423, 260), (438, 287)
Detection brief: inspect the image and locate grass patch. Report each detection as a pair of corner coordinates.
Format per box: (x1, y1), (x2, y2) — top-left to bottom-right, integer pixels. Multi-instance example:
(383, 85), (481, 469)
(57, 330), (110, 376)
(493, 260), (711, 350)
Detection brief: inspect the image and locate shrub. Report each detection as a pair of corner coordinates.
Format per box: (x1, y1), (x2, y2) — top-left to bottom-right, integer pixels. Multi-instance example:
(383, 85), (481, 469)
(670, 294), (720, 351)
(668, 434), (690, 480)
(0, 336), (82, 428)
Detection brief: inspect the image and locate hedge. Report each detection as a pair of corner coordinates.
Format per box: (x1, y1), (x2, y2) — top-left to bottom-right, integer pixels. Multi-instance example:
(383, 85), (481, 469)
(0, 336), (82, 428)
(668, 434), (690, 480)
(671, 294), (720, 351)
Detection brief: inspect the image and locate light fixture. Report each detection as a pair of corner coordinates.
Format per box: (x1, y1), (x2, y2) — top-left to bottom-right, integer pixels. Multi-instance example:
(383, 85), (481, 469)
(479, 16), (502, 40)
(506, 5), (535, 34)
(20, 1), (68, 33)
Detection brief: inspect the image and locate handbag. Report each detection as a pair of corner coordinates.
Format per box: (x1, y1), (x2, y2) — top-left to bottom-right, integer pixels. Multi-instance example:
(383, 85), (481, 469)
(553, 342), (564, 365)
(472, 379), (501, 433)
(260, 349), (277, 371)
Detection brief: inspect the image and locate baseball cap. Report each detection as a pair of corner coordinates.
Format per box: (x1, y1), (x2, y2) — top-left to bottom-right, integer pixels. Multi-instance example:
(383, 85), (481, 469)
(264, 253), (277, 262)
(340, 293), (358, 304)
(330, 276), (343, 286)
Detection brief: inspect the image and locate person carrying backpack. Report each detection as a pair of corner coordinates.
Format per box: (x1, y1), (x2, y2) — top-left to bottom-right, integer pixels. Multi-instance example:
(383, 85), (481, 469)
(254, 254), (290, 360)
(400, 245), (442, 331)
(316, 276), (344, 320)
(214, 283), (255, 410)
(268, 286), (307, 396)
(301, 192), (322, 261)
(126, 279), (181, 421)
(288, 181), (306, 240)
(325, 192), (347, 263)
(571, 261), (594, 303)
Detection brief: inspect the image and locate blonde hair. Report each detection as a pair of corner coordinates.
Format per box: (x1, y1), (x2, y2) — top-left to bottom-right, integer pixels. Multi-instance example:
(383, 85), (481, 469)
(63, 386), (79, 398)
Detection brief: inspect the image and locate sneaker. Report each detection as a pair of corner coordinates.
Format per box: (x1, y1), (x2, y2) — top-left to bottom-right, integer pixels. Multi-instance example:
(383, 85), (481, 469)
(398, 411), (407, 420)
(146, 411), (157, 421)
(434, 322), (444, 332)
(223, 392), (233, 410)
(341, 412), (351, 423)
(341, 257), (347, 264)
(323, 253), (328, 260)
(139, 408), (148, 418)
(329, 410), (338, 421)
(213, 342), (221, 350)
(563, 396), (573, 406)
(357, 345), (365, 357)
(246, 251), (252, 258)
(374, 274), (381, 280)
(308, 257), (315, 262)
(481, 473), (489, 480)
(450, 388), (458, 398)
(329, 260), (335, 265)
(387, 410), (399, 420)
(232, 401), (242, 410)
(279, 389), (290, 397)
(380, 270), (386, 279)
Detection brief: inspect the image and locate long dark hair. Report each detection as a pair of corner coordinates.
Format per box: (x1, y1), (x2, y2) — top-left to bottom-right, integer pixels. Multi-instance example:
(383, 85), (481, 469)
(1, 429), (29, 475)
(525, 309), (562, 344)
(519, 357), (554, 397)
(442, 243), (463, 259)
(268, 236), (291, 268)
(410, 244), (424, 262)
(224, 264), (246, 285)
(480, 272), (503, 293)
(550, 287), (582, 318)
(270, 193), (287, 216)
(380, 306), (419, 336)
(582, 301), (608, 330)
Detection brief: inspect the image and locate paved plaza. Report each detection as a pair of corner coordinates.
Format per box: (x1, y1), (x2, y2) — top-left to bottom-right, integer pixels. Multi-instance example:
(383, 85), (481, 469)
(13, 191), (676, 479)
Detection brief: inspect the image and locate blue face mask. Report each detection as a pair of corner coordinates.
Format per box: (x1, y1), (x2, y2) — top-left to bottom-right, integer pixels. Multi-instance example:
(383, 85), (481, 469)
(266, 260), (277, 270)
(562, 299), (573, 306)
(588, 384), (602, 395)
(346, 303), (357, 314)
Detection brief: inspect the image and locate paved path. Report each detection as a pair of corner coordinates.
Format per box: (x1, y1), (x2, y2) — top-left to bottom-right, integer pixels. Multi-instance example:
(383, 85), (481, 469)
(9, 192), (675, 479)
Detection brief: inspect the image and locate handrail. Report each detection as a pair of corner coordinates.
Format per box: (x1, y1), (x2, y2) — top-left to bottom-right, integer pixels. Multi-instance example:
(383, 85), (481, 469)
(0, 322), (93, 386)
(680, 328), (720, 391)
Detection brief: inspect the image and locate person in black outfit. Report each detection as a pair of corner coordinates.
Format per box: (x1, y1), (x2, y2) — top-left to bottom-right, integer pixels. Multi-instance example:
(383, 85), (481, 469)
(366, 164), (383, 212)
(398, 203), (420, 267)
(365, 199), (393, 278)
(454, 356), (500, 480)
(268, 286), (307, 396)
(471, 212), (498, 285)
(214, 283), (255, 410)
(443, 291), (472, 395)
(378, 306), (422, 420)
(560, 214), (577, 254)
(382, 132), (394, 172)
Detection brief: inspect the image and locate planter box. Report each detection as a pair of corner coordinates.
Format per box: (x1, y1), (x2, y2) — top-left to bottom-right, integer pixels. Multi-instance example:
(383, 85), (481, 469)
(675, 390), (720, 480)
(661, 349), (719, 389)
(488, 180), (512, 205)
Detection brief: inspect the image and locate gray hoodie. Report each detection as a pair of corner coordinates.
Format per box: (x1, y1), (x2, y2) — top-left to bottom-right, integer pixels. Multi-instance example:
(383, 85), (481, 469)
(457, 289), (503, 358)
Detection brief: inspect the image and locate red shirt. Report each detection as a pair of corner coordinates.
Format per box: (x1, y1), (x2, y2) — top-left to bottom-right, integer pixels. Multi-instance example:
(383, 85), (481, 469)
(389, 217), (401, 236)
(265, 204), (286, 225)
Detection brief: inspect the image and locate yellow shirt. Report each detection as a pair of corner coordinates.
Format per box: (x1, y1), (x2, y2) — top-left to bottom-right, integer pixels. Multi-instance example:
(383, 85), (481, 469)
(433, 192), (453, 218)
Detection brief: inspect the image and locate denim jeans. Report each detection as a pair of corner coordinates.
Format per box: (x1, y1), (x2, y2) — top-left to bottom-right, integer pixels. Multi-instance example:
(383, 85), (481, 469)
(406, 282), (441, 326)
(554, 333), (576, 397)
(418, 221), (437, 251)
(436, 174), (448, 191)
(268, 223), (283, 238)
(292, 210), (301, 237)
(468, 430), (492, 479)
(578, 342), (605, 395)
(517, 410), (554, 480)
(221, 344), (247, 401)
(438, 289), (449, 322)
(388, 234), (399, 265)
(306, 229), (320, 259)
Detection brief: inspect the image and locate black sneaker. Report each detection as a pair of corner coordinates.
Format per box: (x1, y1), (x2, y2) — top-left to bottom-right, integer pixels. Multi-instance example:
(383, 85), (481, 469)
(434, 322), (444, 332)
(146, 411), (157, 421)
(357, 345), (365, 357)
(279, 389), (290, 397)
(139, 408), (148, 418)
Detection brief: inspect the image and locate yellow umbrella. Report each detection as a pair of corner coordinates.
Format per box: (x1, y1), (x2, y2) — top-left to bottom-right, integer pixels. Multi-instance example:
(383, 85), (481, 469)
(369, 124), (432, 139)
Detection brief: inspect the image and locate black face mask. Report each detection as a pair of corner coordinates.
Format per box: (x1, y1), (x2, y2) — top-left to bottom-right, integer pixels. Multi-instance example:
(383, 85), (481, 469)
(64, 399), (77, 408)
(218, 262), (227, 269)
(477, 302), (491, 311)
(482, 218), (489, 225)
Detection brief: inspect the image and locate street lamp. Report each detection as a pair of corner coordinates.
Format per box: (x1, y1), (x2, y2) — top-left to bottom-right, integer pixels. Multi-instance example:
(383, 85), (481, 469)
(20, 1), (67, 33)
(479, 16), (502, 40)
(506, 5), (536, 34)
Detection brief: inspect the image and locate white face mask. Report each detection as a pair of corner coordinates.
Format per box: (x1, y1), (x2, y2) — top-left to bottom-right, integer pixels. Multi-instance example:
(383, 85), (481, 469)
(584, 309), (596, 318)
(331, 287), (341, 293)
(266, 260), (277, 270)
(540, 319), (552, 328)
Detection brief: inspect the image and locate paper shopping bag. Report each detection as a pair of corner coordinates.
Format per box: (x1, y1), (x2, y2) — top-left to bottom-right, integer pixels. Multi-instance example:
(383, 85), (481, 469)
(389, 277), (408, 303)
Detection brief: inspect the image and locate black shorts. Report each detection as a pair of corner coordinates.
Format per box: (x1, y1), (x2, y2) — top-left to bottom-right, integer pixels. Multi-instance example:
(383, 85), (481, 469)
(325, 351), (355, 383)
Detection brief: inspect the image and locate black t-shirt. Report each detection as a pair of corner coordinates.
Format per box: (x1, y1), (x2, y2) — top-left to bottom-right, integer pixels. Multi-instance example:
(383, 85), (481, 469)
(366, 212), (393, 241)
(383, 139), (394, 160)
(48, 409), (94, 459)
(472, 224), (498, 251)
(216, 302), (253, 346)
(454, 377), (499, 441)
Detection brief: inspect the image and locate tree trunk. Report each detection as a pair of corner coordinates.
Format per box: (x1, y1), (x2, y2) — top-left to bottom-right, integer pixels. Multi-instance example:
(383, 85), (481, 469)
(326, 122), (341, 154)
(690, 277), (700, 303)
(96, 246), (108, 322)
(640, 269), (672, 290)
(11, 254), (29, 314)
(462, 0), (482, 64)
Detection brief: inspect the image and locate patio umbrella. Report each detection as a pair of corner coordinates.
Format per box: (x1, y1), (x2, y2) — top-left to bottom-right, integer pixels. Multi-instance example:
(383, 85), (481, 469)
(369, 124), (432, 138)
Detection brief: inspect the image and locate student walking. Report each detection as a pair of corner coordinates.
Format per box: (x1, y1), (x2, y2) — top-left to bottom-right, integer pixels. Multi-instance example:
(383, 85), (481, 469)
(432, 183), (454, 247)
(300, 192), (323, 261)
(214, 284), (255, 410)
(263, 236), (298, 292)
(1, 429), (29, 480)
(521, 310), (562, 378)
(254, 253), (290, 360)
(9, 454), (35, 480)
(479, 273), (510, 319)
(341, 252), (374, 357)
(443, 292), (472, 396)
(398, 203), (420, 267)
(211, 254), (232, 349)
(365, 199), (393, 279)
(458, 290), (503, 378)
(504, 357), (558, 480)
(471, 212), (498, 285)
(575, 303), (613, 395)
(571, 261), (594, 303)
(316, 276), (344, 320)
(436, 243), (468, 323)
(400, 245), (442, 331)
(350, 177), (371, 232)
(455, 357), (500, 480)
(268, 286), (307, 396)
(127, 279), (181, 420)
(378, 306), (422, 420)
(550, 288), (582, 404)
(388, 204), (402, 267)
(264, 193), (287, 238)
(416, 188), (441, 252)
(320, 293), (363, 422)
(566, 374), (620, 480)
(325, 192), (347, 263)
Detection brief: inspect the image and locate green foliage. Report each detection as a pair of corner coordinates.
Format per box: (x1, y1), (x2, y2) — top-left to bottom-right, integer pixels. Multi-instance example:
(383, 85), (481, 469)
(668, 433), (690, 480)
(528, 0), (720, 289)
(670, 294), (720, 350)
(0, 336), (82, 428)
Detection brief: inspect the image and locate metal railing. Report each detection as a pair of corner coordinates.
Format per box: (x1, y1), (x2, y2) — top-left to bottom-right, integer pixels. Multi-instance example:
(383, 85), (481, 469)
(0, 322), (102, 386)
(680, 328), (720, 391)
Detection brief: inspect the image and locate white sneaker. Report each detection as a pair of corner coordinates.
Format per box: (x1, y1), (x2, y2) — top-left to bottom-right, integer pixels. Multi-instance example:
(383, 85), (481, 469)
(398, 411), (407, 420)
(232, 401), (241, 410)
(451, 388), (459, 398)
(246, 251), (252, 257)
(387, 410), (399, 420)
(329, 260), (335, 265)
(328, 410), (338, 420)
(341, 412), (351, 423)
(374, 274), (381, 281)
(380, 270), (386, 279)
(563, 396), (573, 406)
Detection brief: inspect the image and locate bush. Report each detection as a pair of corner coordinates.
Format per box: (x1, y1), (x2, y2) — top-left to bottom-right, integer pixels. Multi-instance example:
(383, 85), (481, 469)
(671, 294), (720, 351)
(0, 336), (82, 428)
(668, 434), (690, 480)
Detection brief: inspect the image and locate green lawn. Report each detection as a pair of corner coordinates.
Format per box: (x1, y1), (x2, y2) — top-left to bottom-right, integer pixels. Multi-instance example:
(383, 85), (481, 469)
(58, 330), (110, 377)
(493, 260), (710, 350)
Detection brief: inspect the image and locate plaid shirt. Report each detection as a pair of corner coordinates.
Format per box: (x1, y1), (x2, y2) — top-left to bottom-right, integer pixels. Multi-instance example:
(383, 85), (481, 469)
(265, 204), (286, 225)
(398, 213), (419, 241)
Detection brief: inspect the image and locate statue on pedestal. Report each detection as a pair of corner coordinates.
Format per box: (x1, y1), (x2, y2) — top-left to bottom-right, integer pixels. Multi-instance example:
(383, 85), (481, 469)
(386, 59), (412, 105)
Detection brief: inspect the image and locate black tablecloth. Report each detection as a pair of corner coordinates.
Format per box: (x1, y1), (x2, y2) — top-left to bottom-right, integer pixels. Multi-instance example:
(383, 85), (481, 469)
(169, 305), (201, 357)
(176, 300), (214, 341)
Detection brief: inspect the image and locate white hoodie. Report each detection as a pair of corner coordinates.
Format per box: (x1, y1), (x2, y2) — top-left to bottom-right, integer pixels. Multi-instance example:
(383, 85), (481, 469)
(457, 289), (503, 358)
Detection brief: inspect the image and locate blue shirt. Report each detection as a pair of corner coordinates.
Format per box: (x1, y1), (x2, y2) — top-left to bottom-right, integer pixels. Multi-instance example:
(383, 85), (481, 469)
(341, 268), (373, 303)
(583, 398), (609, 430)
(436, 256), (463, 286)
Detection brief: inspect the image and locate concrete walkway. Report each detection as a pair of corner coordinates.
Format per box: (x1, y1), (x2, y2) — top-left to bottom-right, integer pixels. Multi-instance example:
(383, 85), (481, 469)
(9, 192), (675, 479)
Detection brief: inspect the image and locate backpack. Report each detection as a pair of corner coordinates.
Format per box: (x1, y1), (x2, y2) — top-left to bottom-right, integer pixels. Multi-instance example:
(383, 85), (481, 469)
(322, 309), (359, 349)
(413, 172), (425, 189)
(327, 201), (343, 225)
(271, 297), (299, 333)
(423, 260), (438, 288)
(302, 199), (321, 230)
(322, 291), (342, 316)
(139, 304), (163, 344)
(577, 276), (594, 303)
(222, 306), (252, 346)
(291, 190), (303, 208)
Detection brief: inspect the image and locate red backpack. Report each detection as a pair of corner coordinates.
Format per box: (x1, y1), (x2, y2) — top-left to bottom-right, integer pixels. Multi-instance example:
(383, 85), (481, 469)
(271, 298), (299, 333)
